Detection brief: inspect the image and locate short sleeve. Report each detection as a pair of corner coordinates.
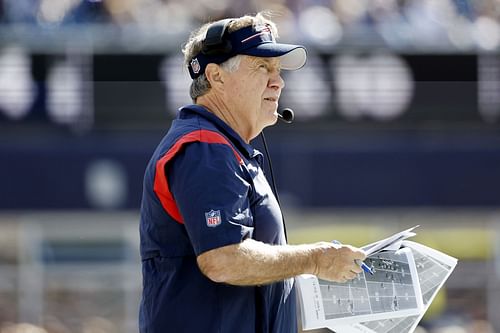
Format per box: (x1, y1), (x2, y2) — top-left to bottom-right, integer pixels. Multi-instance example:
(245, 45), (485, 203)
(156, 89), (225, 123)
(167, 141), (254, 255)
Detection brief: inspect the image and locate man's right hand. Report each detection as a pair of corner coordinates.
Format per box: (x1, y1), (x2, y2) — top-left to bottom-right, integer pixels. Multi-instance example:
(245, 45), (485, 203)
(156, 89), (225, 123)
(311, 242), (366, 283)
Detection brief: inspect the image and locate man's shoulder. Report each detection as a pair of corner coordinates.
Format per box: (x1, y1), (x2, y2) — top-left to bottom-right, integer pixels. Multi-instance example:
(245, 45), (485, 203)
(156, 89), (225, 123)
(154, 115), (238, 164)
(162, 115), (222, 149)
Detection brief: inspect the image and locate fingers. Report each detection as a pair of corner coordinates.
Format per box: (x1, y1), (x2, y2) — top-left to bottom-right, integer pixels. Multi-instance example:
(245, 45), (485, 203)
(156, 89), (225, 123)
(334, 273), (358, 283)
(353, 250), (367, 261)
(344, 245), (367, 261)
(344, 270), (358, 280)
(314, 243), (367, 283)
(351, 264), (363, 275)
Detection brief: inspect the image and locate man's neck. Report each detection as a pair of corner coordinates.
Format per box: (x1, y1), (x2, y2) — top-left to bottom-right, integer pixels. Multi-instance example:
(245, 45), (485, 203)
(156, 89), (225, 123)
(197, 95), (253, 143)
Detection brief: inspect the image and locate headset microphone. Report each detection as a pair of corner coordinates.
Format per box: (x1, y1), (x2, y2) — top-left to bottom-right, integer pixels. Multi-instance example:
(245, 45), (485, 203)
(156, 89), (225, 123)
(277, 108), (294, 124)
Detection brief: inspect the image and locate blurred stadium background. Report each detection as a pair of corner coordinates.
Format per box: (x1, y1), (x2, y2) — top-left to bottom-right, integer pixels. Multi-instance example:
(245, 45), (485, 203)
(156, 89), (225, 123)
(1, 0), (500, 332)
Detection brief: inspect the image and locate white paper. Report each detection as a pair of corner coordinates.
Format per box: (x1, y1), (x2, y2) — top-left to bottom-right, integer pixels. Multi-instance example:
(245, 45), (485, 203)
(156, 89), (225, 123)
(363, 226), (419, 256)
(297, 248), (423, 330)
(296, 227), (457, 333)
(330, 241), (458, 333)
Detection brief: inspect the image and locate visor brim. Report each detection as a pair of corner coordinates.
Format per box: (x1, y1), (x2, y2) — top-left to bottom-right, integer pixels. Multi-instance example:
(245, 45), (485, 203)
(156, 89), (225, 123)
(240, 43), (307, 70)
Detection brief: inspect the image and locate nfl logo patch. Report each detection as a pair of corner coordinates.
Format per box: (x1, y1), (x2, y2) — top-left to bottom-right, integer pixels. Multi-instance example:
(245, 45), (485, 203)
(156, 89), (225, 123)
(205, 210), (222, 227)
(190, 58), (201, 74)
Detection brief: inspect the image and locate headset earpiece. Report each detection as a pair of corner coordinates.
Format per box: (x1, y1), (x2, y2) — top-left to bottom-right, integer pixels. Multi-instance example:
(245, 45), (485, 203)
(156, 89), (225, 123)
(202, 19), (234, 56)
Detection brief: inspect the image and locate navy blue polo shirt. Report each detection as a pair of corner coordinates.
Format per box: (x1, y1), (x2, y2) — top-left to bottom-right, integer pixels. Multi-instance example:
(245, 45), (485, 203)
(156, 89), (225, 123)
(139, 105), (297, 333)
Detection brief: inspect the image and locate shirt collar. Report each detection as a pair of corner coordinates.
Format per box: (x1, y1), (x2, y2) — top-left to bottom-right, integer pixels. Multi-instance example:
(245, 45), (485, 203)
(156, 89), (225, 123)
(178, 104), (261, 159)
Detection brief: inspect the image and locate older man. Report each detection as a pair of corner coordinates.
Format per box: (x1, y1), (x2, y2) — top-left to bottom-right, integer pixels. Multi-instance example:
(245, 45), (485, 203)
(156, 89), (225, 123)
(139, 12), (366, 333)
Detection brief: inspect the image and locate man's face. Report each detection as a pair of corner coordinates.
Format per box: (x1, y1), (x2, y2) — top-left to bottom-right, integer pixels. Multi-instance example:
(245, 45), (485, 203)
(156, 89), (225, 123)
(223, 55), (285, 136)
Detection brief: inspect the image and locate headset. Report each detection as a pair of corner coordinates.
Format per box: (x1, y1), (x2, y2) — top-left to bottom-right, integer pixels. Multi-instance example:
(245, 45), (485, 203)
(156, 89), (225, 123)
(201, 19), (234, 56)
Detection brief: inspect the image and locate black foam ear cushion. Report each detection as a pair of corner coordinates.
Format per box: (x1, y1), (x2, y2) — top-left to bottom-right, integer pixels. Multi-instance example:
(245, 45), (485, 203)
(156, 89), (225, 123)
(202, 19), (234, 56)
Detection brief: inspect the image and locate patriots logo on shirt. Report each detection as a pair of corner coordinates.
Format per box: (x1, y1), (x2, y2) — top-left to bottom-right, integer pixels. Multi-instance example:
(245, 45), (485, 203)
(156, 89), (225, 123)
(205, 210), (222, 227)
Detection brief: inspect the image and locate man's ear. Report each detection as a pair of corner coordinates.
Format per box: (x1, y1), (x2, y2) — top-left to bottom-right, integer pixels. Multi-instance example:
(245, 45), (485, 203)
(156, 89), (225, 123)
(205, 63), (225, 91)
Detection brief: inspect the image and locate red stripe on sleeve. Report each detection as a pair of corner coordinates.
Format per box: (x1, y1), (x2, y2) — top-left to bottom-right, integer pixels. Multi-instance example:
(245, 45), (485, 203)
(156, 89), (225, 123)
(153, 129), (244, 224)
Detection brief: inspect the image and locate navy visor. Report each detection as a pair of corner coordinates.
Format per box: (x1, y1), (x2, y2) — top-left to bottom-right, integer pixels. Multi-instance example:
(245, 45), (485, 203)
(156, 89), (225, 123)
(188, 24), (307, 79)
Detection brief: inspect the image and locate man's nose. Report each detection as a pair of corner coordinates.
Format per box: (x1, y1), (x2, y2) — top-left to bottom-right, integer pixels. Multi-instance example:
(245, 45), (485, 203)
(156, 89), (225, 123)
(269, 72), (285, 90)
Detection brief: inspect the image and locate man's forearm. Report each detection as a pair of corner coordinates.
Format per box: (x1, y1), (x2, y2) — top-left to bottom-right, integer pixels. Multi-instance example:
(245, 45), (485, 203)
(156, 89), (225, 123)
(197, 238), (319, 286)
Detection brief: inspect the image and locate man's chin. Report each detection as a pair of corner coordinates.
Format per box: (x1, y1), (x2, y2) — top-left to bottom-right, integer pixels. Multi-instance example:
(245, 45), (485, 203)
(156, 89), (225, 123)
(266, 114), (279, 127)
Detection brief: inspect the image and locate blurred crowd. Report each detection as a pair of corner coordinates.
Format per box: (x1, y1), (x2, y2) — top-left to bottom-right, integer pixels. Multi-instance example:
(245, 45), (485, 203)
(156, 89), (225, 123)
(0, 0), (500, 49)
(0, 320), (495, 333)
(0, 317), (119, 333)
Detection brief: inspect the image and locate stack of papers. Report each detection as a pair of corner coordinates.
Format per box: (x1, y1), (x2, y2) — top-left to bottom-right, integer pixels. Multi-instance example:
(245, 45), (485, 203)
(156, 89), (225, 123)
(296, 226), (458, 333)
(363, 225), (418, 256)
